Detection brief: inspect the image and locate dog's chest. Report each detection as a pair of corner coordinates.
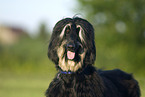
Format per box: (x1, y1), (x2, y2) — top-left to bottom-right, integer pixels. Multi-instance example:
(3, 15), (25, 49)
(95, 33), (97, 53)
(55, 73), (103, 97)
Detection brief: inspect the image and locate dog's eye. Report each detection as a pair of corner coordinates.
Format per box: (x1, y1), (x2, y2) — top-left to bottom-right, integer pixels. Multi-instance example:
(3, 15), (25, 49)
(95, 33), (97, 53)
(65, 26), (70, 34)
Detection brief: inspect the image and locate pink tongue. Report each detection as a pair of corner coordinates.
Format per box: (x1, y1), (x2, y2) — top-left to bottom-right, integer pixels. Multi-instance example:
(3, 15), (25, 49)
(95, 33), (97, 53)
(67, 51), (75, 60)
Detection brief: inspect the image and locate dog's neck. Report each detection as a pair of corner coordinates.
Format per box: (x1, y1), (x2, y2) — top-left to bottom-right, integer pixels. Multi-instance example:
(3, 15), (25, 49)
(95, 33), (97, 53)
(57, 65), (97, 78)
(60, 71), (74, 74)
(56, 65), (104, 97)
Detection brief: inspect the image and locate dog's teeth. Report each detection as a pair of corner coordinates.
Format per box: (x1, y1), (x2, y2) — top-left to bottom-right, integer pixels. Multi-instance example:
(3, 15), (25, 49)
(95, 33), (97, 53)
(67, 51), (75, 60)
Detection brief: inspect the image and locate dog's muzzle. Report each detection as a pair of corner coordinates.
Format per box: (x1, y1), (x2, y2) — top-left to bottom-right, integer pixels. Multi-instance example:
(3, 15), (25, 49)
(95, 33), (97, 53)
(66, 43), (75, 60)
(66, 43), (76, 51)
(66, 42), (83, 60)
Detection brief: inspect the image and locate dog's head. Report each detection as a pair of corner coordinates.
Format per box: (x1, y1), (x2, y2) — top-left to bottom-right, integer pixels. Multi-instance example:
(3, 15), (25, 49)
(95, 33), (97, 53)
(48, 17), (96, 72)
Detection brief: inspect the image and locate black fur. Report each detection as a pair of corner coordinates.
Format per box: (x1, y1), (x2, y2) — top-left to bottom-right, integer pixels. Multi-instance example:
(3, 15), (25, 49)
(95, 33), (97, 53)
(45, 17), (140, 97)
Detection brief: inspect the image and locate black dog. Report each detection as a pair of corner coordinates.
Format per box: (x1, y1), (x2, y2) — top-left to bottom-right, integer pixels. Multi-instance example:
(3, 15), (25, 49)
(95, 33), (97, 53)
(45, 17), (140, 97)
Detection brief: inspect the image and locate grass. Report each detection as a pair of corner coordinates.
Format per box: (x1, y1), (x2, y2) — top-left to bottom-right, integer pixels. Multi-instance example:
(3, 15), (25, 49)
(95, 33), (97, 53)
(137, 76), (145, 97)
(0, 60), (57, 97)
(0, 72), (54, 97)
(0, 71), (144, 97)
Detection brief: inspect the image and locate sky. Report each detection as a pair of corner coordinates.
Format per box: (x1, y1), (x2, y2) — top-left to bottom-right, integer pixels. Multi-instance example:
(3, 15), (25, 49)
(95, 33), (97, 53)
(0, 0), (80, 35)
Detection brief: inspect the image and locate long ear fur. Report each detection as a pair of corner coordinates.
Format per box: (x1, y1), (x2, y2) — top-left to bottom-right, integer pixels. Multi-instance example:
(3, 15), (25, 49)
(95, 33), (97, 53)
(74, 17), (96, 65)
(48, 18), (72, 65)
(84, 41), (96, 65)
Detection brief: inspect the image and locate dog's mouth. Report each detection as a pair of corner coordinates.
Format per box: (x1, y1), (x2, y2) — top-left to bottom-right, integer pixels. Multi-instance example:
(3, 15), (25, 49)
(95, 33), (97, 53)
(67, 51), (75, 60)
(66, 42), (83, 60)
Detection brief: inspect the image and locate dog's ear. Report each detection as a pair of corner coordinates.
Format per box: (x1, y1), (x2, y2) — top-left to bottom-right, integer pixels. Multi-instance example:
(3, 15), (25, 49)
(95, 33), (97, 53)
(76, 18), (96, 65)
(84, 41), (96, 65)
(48, 18), (71, 66)
(48, 39), (59, 65)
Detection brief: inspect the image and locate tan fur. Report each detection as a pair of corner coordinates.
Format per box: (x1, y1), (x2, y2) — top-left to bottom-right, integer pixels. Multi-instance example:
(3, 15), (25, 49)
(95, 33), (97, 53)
(57, 41), (86, 72)
(57, 24), (87, 72)
(60, 23), (71, 38)
(73, 50), (86, 72)
(77, 25), (85, 43)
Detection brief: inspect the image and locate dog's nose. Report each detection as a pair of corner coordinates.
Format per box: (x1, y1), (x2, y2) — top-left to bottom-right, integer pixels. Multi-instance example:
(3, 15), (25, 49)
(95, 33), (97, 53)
(66, 43), (75, 51)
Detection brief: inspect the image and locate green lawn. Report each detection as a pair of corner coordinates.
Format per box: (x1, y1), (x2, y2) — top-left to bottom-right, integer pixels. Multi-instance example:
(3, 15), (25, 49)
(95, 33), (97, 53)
(0, 72), (54, 97)
(0, 72), (144, 97)
(137, 76), (145, 97)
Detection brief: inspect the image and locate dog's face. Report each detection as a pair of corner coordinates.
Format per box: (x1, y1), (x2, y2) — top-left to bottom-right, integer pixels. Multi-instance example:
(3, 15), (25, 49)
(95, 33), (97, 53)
(48, 17), (96, 72)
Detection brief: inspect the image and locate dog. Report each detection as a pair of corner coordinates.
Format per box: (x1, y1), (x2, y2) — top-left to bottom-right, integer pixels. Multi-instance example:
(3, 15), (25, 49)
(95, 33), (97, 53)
(45, 17), (140, 97)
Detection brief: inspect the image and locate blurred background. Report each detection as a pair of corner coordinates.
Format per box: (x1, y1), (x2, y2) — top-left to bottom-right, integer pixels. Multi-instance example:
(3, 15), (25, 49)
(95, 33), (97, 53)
(0, 0), (145, 97)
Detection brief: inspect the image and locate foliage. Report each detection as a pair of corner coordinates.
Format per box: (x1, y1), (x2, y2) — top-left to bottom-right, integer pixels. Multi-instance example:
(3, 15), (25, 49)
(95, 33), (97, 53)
(0, 22), (55, 74)
(0, 37), (53, 73)
(38, 22), (50, 40)
(77, 0), (145, 74)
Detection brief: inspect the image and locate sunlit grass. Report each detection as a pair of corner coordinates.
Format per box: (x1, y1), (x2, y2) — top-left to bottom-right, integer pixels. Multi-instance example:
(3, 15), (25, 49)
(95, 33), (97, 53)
(0, 70), (56, 97)
(0, 74), (47, 97)
(137, 77), (145, 97)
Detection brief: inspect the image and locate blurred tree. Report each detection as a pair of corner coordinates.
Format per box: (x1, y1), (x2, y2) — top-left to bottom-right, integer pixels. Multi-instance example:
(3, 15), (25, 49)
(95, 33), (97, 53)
(38, 22), (50, 40)
(77, 0), (145, 73)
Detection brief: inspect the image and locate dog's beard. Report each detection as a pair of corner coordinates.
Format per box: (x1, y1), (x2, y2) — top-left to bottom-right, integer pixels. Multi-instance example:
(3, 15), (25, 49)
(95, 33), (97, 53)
(57, 40), (86, 72)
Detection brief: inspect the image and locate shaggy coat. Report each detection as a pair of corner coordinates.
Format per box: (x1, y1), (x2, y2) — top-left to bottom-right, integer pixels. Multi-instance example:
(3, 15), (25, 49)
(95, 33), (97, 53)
(45, 17), (140, 97)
